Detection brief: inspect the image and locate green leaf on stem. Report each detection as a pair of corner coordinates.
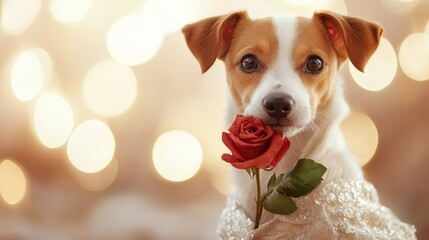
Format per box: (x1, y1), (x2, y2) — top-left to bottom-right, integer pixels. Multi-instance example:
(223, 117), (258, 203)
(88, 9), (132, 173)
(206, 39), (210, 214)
(277, 158), (327, 198)
(263, 191), (297, 215)
(267, 173), (276, 191)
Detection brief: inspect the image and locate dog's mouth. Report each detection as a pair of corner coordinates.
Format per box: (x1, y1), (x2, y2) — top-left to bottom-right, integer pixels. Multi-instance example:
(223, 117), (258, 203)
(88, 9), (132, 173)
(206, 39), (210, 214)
(264, 119), (305, 136)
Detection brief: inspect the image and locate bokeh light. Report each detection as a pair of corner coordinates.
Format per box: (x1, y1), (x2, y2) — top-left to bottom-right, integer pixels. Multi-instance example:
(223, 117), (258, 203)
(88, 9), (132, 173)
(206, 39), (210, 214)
(50, 0), (92, 23)
(424, 20), (429, 50)
(349, 38), (397, 91)
(67, 120), (115, 174)
(106, 14), (164, 65)
(379, 0), (419, 15)
(11, 49), (49, 101)
(34, 94), (74, 148)
(341, 112), (379, 166)
(152, 130), (203, 182)
(84, 60), (137, 117)
(1, 0), (41, 35)
(72, 158), (118, 192)
(0, 159), (27, 205)
(399, 33), (429, 81)
(282, 0), (347, 16)
(210, 163), (231, 196)
(283, 0), (333, 7)
(141, 0), (195, 34)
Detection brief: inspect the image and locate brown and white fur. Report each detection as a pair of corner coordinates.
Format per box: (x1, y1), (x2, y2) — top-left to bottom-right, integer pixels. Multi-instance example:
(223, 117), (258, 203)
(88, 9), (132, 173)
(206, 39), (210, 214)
(182, 11), (382, 229)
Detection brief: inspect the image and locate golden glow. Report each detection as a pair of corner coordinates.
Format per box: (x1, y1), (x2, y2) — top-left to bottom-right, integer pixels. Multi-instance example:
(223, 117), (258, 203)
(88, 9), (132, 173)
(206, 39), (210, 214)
(141, 0), (194, 34)
(379, 0), (419, 15)
(106, 15), (164, 65)
(399, 33), (429, 81)
(152, 130), (203, 182)
(11, 50), (47, 101)
(341, 112), (379, 166)
(34, 94), (74, 148)
(1, 0), (41, 35)
(349, 38), (397, 91)
(0, 160), (27, 205)
(210, 163), (231, 196)
(284, 0), (333, 7)
(84, 60), (137, 117)
(67, 120), (115, 174)
(50, 0), (92, 23)
(72, 158), (118, 191)
(282, 0), (347, 16)
(425, 21), (429, 49)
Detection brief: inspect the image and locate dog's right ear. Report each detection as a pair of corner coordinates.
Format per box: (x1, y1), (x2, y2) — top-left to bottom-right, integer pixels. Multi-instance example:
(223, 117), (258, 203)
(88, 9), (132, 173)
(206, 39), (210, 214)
(182, 11), (248, 73)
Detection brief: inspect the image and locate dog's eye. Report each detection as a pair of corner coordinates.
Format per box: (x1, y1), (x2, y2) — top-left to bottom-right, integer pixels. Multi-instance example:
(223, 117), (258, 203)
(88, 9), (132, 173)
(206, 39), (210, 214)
(304, 56), (324, 73)
(240, 54), (259, 73)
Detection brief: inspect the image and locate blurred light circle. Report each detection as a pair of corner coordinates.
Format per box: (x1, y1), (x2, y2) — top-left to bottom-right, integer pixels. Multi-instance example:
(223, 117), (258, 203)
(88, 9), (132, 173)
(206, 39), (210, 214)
(11, 49), (48, 101)
(107, 15), (164, 65)
(34, 94), (74, 148)
(282, 0), (347, 16)
(0, 159), (27, 205)
(152, 130), (203, 182)
(1, 0), (41, 35)
(84, 60), (137, 117)
(341, 112), (378, 166)
(72, 158), (118, 191)
(399, 33), (429, 81)
(284, 0), (333, 7)
(425, 21), (429, 49)
(31, 49), (53, 86)
(141, 0), (193, 34)
(349, 38), (397, 91)
(67, 120), (115, 173)
(379, 0), (419, 15)
(50, 0), (92, 23)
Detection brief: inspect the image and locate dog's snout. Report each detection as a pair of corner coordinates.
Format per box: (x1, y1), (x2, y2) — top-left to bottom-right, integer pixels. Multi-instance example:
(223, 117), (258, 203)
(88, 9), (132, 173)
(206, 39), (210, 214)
(263, 94), (294, 119)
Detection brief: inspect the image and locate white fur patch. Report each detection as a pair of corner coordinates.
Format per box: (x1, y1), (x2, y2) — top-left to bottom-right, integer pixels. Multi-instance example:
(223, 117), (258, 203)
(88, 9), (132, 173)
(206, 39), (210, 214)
(244, 17), (312, 137)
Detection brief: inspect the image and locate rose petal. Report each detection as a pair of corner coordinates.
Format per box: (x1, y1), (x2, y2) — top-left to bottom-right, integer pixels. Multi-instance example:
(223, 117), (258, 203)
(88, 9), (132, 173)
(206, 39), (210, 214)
(229, 157), (264, 169)
(222, 132), (247, 161)
(268, 134), (291, 168)
(229, 133), (267, 160)
(221, 153), (237, 164)
(222, 115), (291, 170)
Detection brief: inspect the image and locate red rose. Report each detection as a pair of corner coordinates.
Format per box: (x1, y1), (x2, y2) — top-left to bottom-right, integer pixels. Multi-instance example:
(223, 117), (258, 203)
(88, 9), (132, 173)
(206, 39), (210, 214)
(221, 115), (291, 169)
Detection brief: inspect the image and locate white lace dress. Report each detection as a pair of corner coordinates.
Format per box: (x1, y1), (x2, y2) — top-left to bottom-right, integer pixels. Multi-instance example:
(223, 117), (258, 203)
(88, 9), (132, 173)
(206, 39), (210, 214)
(217, 178), (416, 240)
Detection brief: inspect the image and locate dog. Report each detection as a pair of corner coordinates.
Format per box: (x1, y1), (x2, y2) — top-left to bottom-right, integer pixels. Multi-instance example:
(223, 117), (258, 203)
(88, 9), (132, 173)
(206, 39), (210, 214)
(182, 11), (416, 239)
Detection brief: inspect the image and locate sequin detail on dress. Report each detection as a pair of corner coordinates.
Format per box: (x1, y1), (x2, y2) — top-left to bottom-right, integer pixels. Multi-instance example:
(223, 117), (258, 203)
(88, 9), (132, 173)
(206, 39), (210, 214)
(217, 195), (254, 240)
(217, 178), (416, 240)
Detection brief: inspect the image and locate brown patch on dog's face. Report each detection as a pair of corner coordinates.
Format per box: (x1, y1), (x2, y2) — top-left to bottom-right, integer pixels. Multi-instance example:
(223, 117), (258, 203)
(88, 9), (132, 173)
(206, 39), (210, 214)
(223, 18), (278, 112)
(293, 17), (339, 111)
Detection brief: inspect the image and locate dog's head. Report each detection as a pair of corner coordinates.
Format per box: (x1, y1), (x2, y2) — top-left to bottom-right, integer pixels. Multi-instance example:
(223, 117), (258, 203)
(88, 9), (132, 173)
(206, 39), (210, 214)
(182, 11), (382, 137)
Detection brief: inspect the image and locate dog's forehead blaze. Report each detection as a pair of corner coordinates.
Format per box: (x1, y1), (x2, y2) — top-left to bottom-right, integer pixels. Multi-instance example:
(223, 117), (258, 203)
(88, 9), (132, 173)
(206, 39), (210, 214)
(225, 18), (278, 109)
(225, 16), (338, 111)
(294, 17), (338, 108)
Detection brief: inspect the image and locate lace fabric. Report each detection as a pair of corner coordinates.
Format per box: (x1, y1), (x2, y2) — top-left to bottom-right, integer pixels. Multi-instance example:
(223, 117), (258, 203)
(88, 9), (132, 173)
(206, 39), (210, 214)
(217, 178), (416, 240)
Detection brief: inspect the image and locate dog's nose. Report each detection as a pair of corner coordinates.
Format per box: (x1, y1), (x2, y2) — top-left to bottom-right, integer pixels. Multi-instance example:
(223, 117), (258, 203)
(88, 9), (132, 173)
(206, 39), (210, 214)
(263, 94), (294, 119)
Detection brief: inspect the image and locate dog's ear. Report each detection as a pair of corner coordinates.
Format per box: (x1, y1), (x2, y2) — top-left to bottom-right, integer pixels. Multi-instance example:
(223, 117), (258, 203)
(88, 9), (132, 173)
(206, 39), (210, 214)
(314, 11), (383, 72)
(182, 11), (248, 73)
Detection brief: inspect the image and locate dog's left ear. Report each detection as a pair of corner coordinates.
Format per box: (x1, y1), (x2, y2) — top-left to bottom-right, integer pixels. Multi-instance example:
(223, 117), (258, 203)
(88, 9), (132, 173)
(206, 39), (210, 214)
(182, 11), (249, 73)
(314, 11), (383, 72)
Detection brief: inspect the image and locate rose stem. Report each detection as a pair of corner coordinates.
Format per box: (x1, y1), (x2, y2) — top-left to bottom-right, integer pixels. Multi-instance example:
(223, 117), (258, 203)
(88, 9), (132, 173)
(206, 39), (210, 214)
(254, 167), (263, 229)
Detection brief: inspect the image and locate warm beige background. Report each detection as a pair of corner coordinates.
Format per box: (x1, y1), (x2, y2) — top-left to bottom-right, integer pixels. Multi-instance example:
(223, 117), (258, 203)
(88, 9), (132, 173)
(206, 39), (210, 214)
(0, 0), (428, 239)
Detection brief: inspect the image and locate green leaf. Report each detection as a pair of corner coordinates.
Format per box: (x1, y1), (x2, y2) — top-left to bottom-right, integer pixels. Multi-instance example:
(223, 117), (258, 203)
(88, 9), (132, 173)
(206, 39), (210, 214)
(263, 191), (297, 215)
(267, 173), (276, 192)
(277, 158), (327, 198)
